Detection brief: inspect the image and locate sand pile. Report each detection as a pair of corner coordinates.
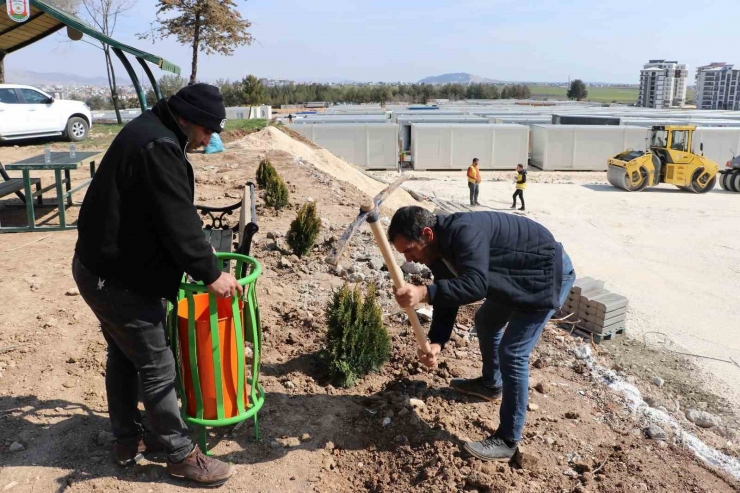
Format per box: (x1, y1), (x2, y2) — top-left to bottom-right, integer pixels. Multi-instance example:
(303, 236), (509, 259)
(229, 126), (431, 213)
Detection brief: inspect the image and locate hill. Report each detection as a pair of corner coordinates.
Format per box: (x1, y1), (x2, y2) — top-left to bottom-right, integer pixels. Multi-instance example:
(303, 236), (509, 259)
(419, 72), (499, 85)
(4, 69), (130, 87)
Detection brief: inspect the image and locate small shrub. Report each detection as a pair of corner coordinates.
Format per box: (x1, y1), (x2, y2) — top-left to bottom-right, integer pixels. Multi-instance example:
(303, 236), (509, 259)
(256, 157), (276, 189)
(264, 171), (289, 210)
(287, 201), (322, 257)
(325, 283), (390, 388)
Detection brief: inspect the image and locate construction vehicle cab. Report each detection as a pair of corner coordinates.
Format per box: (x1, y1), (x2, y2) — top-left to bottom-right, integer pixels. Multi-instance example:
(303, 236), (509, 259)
(607, 125), (718, 193)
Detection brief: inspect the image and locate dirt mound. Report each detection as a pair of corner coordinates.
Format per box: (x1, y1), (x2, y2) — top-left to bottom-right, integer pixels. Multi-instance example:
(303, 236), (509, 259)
(230, 126), (431, 214)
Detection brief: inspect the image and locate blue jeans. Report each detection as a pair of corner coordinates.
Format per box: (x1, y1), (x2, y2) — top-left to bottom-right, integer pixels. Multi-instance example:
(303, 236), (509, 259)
(475, 250), (575, 443)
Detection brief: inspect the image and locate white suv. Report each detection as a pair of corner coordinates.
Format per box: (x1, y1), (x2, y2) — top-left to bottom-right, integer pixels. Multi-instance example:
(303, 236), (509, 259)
(0, 84), (92, 142)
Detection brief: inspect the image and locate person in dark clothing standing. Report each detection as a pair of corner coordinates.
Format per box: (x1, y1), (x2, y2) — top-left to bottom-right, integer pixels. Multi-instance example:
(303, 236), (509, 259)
(388, 207), (575, 461)
(511, 163), (526, 211)
(73, 84), (239, 487)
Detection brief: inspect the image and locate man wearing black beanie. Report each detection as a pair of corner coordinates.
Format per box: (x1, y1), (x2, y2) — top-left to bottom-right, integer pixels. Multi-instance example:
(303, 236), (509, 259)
(73, 83), (237, 487)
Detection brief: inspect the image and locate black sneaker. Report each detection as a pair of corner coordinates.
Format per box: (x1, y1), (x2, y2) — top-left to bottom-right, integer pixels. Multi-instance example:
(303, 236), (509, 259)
(464, 436), (518, 462)
(450, 377), (502, 402)
(518, 206), (525, 211)
(510, 205), (516, 209)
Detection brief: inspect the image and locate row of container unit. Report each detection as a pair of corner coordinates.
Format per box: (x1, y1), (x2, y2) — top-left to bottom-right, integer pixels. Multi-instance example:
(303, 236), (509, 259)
(292, 115), (390, 123)
(225, 105), (272, 120)
(289, 121), (740, 173)
(289, 123), (399, 170)
(411, 124), (530, 170)
(530, 125), (740, 171)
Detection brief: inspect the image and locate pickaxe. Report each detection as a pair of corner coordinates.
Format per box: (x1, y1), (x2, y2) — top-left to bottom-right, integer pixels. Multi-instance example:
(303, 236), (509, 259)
(326, 175), (432, 355)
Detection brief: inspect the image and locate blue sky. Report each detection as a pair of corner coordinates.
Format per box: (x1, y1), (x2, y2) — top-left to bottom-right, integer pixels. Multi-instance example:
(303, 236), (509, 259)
(7, 0), (740, 84)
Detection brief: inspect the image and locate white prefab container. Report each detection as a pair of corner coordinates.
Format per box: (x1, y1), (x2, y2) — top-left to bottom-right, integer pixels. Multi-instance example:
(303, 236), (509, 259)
(293, 115), (388, 124)
(693, 127), (740, 166)
(226, 105), (272, 120)
(531, 125), (649, 171)
(397, 116), (487, 152)
(411, 124), (529, 170)
(290, 123), (398, 170)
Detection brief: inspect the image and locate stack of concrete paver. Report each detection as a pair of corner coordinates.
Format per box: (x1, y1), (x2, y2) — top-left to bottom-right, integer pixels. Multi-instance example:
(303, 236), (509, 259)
(561, 277), (628, 342)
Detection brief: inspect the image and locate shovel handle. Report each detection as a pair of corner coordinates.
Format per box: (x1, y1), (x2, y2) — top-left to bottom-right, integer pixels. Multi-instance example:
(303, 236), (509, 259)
(362, 205), (432, 355)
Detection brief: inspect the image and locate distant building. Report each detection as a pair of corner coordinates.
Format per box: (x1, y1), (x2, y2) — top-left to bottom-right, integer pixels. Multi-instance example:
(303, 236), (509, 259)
(637, 60), (689, 109)
(695, 63), (740, 110)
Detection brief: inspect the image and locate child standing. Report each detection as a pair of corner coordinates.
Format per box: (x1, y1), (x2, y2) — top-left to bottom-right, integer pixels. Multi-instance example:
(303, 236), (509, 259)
(511, 163), (526, 211)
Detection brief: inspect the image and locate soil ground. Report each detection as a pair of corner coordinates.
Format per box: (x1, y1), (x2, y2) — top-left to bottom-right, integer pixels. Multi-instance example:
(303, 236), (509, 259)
(374, 169), (740, 410)
(0, 128), (738, 492)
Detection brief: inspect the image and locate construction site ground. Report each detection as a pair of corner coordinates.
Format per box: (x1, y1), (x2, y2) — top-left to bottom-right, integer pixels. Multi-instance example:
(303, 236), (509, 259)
(0, 128), (738, 492)
(373, 169), (740, 411)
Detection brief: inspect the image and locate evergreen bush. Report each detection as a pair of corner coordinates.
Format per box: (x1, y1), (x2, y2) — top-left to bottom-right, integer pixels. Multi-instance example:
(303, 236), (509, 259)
(287, 201), (322, 257)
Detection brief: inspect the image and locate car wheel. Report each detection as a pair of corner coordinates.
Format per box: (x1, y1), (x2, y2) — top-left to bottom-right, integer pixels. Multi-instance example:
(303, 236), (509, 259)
(66, 117), (89, 142)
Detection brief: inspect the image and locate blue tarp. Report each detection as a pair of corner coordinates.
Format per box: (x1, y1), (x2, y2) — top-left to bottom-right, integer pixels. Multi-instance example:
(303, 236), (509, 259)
(204, 133), (225, 154)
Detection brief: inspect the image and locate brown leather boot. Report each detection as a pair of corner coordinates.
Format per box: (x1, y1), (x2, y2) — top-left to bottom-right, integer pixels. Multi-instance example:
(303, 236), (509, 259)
(167, 446), (233, 487)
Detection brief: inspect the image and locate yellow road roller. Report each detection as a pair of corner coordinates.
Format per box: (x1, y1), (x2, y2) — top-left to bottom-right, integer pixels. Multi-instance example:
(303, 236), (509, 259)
(607, 125), (719, 193)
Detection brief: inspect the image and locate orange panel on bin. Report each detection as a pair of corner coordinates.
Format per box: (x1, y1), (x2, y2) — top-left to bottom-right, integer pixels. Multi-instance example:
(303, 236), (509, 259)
(177, 294), (248, 420)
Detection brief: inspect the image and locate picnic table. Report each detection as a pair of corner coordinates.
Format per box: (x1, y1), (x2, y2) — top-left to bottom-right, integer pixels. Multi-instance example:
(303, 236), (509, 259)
(0, 151), (100, 233)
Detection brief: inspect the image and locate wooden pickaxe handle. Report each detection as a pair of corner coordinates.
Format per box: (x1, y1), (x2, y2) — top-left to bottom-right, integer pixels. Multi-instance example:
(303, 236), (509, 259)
(361, 202), (433, 355)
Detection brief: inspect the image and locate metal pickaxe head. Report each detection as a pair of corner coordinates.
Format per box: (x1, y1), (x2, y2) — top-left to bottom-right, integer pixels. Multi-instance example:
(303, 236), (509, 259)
(325, 175), (409, 266)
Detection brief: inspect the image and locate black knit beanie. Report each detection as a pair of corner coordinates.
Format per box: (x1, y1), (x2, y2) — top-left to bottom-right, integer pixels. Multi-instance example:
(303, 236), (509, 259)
(169, 83), (227, 133)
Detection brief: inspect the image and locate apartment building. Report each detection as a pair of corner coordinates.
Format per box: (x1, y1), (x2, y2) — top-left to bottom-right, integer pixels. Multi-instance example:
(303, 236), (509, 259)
(695, 63), (740, 110)
(637, 60), (689, 109)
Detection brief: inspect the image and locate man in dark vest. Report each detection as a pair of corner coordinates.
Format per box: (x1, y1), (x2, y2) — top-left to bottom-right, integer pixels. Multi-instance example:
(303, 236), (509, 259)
(73, 84), (239, 486)
(388, 206), (575, 461)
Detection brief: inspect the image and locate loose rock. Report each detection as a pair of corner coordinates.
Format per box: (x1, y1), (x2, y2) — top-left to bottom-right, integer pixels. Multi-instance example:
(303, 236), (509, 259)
(348, 272), (366, 283)
(574, 345), (591, 360)
(300, 433), (312, 442)
(408, 398), (425, 409)
(646, 424), (667, 440)
(65, 288), (80, 296)
(534, 382), (548, 394)
(9, 442), (25, 452)
(382, 417), (392, 427)
(416, 307), (433, 323)
(513, 448), (541, 471)
(368, 257), (385, 271)
(686, 409), (721, 428)
(277, 437), (301, 448)
(97, 431), (115, 446)
(652, 377), (665, 388)
(527, 402), (539, 412)
(401, 262), (425, 275)
(278, 258), (292, 269)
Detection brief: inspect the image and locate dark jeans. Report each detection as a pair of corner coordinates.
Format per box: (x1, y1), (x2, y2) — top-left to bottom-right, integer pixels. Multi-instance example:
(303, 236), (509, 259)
(512, 189), (525, 208)
(475, 249), (575, 443)
(469, 182), (479, 205)
(72, 255), (193, 461)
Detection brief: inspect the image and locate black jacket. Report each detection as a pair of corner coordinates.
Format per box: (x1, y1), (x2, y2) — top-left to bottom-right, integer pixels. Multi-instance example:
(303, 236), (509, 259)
(75, 99), (220, 302)
(426, 211), (563, 347)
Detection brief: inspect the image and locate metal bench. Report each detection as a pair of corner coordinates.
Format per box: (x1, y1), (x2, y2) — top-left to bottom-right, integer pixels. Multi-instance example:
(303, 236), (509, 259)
(195, 181), (259, 274)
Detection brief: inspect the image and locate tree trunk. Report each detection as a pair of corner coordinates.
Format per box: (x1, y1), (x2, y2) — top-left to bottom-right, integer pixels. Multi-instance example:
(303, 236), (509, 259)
(0, 54), (5, 84)
(190, 12), (201, 85)
(104, 46), (123, 124)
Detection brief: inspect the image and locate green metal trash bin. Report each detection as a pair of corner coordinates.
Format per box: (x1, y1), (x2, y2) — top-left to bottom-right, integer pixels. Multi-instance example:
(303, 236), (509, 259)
(168, 252), (264, 454)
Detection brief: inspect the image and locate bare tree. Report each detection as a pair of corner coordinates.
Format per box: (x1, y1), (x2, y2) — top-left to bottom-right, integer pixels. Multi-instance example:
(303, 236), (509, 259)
(80, 0), (137, 124)
(140, 0), (253, 85)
